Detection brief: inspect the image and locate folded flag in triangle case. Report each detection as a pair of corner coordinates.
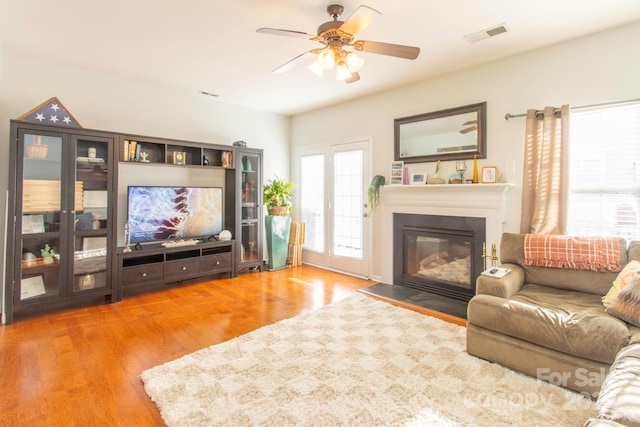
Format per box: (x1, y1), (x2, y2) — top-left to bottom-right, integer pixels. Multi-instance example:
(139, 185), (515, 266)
(17, 97), (82, 128)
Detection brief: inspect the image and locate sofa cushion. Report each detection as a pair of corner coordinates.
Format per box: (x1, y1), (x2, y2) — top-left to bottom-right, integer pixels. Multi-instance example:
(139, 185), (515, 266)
(467, 284), (630, 364)
(595, 344), (640, 427)
(606, 280), (640, 327)
(603, 260), (640, 308)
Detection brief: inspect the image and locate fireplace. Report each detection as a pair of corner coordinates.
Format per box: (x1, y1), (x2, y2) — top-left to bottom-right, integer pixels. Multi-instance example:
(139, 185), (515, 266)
(378, 183), (513, 317)
(393, 213), (485, 302)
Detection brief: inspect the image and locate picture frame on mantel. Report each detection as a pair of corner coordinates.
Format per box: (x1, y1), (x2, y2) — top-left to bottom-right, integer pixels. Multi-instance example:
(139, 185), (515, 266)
(482, 166), (498, 183)
(390, 161), (404, 185)
(410, 173), (426, 185)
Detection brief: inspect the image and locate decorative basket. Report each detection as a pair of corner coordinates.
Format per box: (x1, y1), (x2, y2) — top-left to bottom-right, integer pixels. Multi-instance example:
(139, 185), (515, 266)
(26, 140), (48, 159)
(267, 206), (289, 216)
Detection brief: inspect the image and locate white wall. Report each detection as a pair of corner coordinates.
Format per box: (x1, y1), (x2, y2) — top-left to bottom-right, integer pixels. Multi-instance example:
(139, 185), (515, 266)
(291, 21), (640, 281)
(0, 51), (291, 309)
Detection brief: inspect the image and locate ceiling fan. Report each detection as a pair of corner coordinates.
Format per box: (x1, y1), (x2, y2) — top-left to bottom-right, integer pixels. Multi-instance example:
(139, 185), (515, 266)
(459, 120), (478, 134)
(256, 4), (420, 83)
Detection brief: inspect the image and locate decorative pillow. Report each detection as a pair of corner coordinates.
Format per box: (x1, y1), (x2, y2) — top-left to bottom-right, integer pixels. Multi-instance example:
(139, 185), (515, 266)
(605, 281), (640, 327)
(603, 260), (640, 308)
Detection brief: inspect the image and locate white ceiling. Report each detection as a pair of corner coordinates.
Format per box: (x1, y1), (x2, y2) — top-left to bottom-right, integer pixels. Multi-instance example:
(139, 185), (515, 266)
(2, 0), (640, 116)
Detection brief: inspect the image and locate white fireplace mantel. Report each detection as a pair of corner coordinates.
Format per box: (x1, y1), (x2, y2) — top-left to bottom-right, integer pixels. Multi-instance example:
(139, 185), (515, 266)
(379, 183), (513, 284)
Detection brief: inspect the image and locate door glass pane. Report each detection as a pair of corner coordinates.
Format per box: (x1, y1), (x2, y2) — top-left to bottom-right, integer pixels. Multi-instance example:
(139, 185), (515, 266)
(332, 150), (363, 258)
(73, 138), (109, 292)
(300, 154), (324, 252)
(241, 153), (260, 263)
(20, 133), (63, 300)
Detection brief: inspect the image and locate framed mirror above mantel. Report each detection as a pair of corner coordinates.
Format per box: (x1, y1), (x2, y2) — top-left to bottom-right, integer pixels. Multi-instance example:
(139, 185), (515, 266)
(394, 102), (487, 163)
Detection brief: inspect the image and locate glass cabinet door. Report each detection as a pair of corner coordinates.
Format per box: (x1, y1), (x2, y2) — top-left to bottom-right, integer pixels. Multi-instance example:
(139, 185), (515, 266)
(72, 136), (110, 293)
(240, 152), (261, 266)
(15, 131), (113, 306)
(18, 132), (65, 302)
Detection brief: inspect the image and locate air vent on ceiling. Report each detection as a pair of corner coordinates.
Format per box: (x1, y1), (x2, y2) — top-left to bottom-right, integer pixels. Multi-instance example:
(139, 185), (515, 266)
(464, 24), (508, 44)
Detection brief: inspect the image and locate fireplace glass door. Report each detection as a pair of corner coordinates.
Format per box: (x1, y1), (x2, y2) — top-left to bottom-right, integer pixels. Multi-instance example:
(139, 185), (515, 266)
(393, 213), (485, 301)
(404, 232), (472, 290)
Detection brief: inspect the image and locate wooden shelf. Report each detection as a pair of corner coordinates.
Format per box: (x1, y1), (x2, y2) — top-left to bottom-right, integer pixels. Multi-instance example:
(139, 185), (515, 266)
(120, 135), (234, 168)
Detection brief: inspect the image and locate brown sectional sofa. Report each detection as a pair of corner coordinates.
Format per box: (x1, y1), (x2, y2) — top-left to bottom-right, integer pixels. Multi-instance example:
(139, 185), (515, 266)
(466, 233), (640, 426)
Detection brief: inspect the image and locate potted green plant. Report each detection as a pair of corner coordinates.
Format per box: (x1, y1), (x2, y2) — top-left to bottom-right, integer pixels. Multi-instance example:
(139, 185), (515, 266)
(41, 244), (55, 264)
(368, 175), (385, 214)
(263, 175), (296, 270)
(263, 176), (295, 216)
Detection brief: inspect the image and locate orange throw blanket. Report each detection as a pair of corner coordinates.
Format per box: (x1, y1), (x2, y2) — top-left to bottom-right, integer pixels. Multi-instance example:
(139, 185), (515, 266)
(524, 234), (622, 272)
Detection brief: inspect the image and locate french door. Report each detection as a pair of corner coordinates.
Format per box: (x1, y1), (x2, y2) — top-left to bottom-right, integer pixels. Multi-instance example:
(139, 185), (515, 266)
(298, 140), (370, 277)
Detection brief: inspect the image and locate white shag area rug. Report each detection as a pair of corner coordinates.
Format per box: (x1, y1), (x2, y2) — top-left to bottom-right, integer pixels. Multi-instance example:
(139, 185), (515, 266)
(141, 294), (595, 426)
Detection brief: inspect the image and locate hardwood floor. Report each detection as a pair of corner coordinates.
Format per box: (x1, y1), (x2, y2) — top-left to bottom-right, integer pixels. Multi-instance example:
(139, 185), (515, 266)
(0, 265), (461, 426)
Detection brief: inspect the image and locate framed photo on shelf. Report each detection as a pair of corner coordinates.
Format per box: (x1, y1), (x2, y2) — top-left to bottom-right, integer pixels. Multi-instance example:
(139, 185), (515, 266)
(22, 214), (45, 234)
(482, 166), (498, 183)
(82, 237), (107, 252)
(390, 161), (404, 185)
(410, 173), (426, 185)
(172, 151), (187, 165)
(21, 275), (46, 300)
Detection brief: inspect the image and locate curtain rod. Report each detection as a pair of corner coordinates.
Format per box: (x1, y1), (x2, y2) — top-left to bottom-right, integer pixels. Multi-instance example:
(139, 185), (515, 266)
(504, 97), (640, 120)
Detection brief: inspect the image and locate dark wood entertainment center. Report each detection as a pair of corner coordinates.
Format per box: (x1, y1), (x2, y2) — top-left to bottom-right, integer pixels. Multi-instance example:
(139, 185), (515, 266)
(3, 120), (262, 324)
(117, 240), (235, 299)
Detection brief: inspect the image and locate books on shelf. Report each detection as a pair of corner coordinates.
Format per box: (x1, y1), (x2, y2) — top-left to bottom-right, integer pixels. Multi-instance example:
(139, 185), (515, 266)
(123, 140), (142, 162)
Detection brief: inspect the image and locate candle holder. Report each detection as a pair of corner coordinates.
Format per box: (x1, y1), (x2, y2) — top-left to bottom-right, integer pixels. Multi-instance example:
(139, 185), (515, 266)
(123, 221), (132, 253)
(491, 243), (498, 267)
(455, 160), (467, 183)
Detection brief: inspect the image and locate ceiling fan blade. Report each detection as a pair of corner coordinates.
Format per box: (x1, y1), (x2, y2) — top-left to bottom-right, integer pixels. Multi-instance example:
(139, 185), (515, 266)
(339, 5), (381, 38)
(462, 120), (477, 126)
(256, 27), (316, 40)
(352, 40), (420, 59)
(345, 72), (360, 84)
(459, 126), (477, 134)
(272, 51), (313, 74)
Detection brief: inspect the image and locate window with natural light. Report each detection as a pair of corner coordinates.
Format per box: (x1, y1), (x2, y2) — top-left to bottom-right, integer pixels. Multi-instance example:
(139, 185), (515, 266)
(332, 150), (363, 258)
(567, 101), (640, 240)
(300, 154), (325, 252)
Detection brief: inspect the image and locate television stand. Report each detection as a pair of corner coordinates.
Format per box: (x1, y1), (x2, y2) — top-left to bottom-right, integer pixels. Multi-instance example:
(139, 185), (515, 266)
(116, 239), (236, 300)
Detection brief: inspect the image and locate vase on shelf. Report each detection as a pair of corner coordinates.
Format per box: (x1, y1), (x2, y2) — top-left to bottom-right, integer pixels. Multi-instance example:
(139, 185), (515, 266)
(427, 174), (445, 184)
(472, 155), (479, 183)
(26, 136), (48, 159)
(428, 160), (446, 184)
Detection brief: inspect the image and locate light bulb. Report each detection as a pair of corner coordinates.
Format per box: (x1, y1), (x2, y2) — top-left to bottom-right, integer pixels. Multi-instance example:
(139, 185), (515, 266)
(345, 52), (364, 73)
(308, 61), (324, 77)
(317, 49), (335, 70)
(335, 61), (353, 80)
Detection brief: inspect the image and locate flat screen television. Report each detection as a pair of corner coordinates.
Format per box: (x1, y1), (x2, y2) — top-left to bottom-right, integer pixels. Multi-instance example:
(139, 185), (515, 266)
(127, 186), (223, 244)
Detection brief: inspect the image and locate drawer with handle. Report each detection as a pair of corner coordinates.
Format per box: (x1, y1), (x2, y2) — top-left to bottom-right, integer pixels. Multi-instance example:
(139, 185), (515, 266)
(164, 258), (201, 282)
(122, 263), (164, 286)
(201, 252), (232, 273)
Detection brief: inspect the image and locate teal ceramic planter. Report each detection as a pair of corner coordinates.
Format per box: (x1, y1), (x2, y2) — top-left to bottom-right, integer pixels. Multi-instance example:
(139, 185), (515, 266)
(265, 215), (291, 270)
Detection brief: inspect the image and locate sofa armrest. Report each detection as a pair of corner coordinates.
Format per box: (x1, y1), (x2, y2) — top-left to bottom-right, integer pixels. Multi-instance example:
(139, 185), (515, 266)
(475, 263), (524, 298)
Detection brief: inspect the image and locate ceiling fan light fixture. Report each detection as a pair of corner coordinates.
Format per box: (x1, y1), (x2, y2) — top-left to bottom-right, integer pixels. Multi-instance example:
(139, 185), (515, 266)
(317, 48), (336, 69)
(335, 61), (352, 80)
(308, 61), (324, 77)
(345, 51), (364, 73)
